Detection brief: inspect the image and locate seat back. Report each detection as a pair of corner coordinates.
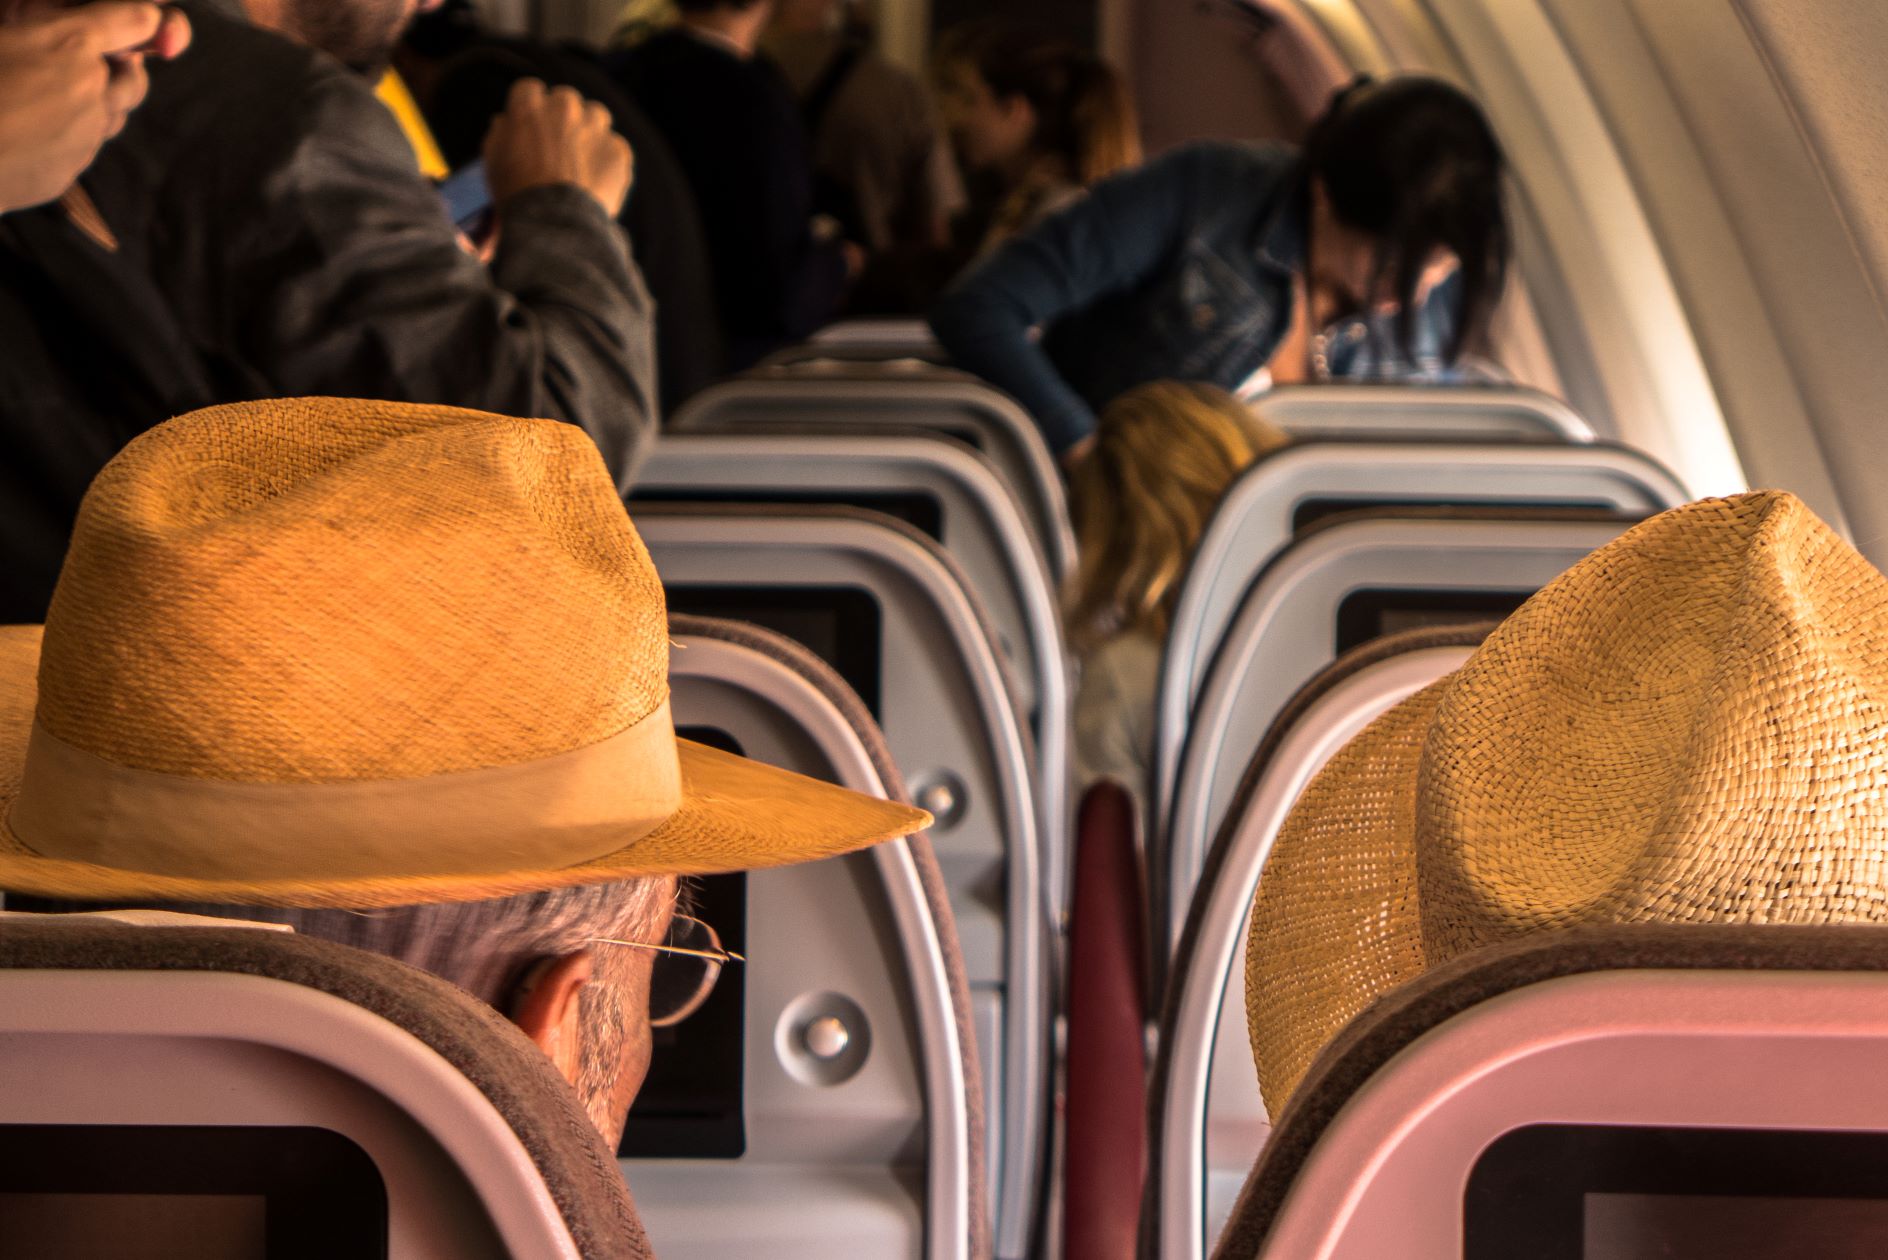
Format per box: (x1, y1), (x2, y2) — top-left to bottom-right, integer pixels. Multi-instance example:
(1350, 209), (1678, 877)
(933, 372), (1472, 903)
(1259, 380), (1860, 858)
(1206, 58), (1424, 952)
(633, 505), (1050, 1260)
(1215, 925), (1888, 1259)
(634, 431), (1070, 870)
(0, 917), (646, 1260)
(1155, 441), (1688, 819)
(1258, 385), (1597, 442)
(759, 320), (949, 367)
(669, 369), (1074, 584)
(646, 615), (987, 1260)
(1065, 781), (1150, 1260)
(1161, 510), (1637, 948)
(1144, 627), (1489, 1260)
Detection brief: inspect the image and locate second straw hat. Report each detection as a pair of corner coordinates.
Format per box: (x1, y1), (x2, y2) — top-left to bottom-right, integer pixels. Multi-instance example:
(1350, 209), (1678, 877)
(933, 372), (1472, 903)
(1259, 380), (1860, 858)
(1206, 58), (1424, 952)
(1245, 491), (1888, 1117)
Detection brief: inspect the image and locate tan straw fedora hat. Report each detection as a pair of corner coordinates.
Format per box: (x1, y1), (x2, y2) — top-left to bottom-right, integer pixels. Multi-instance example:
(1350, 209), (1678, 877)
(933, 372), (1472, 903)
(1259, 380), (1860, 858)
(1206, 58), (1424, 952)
(1246, 491), (1888, 1118)
(0, 399), (927, 909)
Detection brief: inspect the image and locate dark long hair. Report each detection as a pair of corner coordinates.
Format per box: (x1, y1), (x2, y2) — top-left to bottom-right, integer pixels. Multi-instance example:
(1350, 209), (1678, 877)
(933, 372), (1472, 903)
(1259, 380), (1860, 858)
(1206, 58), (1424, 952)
(1302, 76), (1510, 362)
(942, 23), (1141, 185)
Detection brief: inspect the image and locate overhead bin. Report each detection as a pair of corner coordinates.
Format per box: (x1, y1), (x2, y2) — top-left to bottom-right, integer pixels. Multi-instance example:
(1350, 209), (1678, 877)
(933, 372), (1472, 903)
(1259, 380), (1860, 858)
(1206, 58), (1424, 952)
(1152, 439), (1688, 828)
(1148, 626), (1487, 1260)
(632, 505), (1051, 1260)
(669, 370), (1075, 584)
(1258, 384), (1598, 442)
(1162, 509), (1638, 949)
(634, 432), (1070, 902)
(640, 615), (985, 1260)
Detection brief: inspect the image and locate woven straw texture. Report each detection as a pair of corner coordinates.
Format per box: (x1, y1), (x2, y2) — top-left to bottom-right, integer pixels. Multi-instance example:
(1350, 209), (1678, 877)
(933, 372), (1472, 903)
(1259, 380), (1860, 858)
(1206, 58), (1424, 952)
(0, 400), (927, 907)
(1246, 492), (1888, 1118)
(38, 399), (666, 780)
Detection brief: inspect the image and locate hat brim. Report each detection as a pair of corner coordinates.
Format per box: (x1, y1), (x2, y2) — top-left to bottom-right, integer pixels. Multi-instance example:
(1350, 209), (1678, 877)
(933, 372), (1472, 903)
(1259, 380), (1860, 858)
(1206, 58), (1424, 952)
(0, 626), (928, 909)
(1245, 676), (1450, 1117)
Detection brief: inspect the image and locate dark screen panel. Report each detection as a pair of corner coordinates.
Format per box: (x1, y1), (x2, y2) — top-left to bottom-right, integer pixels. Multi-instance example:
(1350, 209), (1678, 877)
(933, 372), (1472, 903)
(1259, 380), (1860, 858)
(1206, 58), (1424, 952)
(1334, 588), (1534, 654)
(1466, 1125), (1888, 1260)
(1291, 497), (1619, 533)
(634, 488), (944, 542)
(665, 585), (884, 719)
(0, 1126), (384, 1259)
(619, 725), (748, 1161)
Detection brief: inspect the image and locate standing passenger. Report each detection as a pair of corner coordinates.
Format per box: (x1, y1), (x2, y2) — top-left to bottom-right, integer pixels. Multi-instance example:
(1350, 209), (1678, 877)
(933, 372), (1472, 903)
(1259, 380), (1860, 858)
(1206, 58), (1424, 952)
(765, 0), (964, 256)
(88, 0), (653, 477)
(930, 76), (1509, 460)
(1065, 382), (1288, 809)
(609, 0), (856, 368)
(932, 22), (1140, 256)
(0, 2), (201, 624)
(1, 0), (657, 621)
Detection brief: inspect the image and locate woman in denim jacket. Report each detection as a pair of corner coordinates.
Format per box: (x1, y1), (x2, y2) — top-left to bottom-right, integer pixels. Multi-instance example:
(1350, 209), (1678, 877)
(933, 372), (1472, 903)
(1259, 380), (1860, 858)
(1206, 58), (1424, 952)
(929, 76), (1509, 459)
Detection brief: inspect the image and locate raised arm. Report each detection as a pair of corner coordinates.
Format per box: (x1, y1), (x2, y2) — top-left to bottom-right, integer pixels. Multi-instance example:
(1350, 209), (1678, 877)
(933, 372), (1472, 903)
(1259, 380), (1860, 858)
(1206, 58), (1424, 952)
(216, 66), (658, 483)
(928, 147), (1202, 455)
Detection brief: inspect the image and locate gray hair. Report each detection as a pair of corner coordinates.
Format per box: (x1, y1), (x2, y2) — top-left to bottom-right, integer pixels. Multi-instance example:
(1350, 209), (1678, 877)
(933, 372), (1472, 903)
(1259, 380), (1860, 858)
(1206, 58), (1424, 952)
(112, 877), (677, 1137)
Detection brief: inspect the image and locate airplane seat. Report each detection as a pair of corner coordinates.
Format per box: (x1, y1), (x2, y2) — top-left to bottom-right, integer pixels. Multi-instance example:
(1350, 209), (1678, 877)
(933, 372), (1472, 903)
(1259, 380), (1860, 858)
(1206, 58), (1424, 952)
(661, 613), (989, 1259)
(1153, 438), (1688, 841)
(666, 371), (1075, 586)
(1064, 779), (1150, 1260)
(634, 432), (1072, 872)
(1158, 506), (1643, 954)
(634, 504), (1052, 1260)
(0, 916), (644, 1259)
(1212, 924), (1888, 1259)
(1143, 625), (1494, 1260)
(1256, 384), (1598, 443)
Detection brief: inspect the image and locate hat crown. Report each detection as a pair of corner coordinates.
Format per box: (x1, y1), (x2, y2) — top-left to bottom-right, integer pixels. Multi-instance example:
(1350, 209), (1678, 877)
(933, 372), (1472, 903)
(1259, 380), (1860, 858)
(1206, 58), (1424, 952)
(35, 400), (669, 782)
(1417, 494), (1888, 951)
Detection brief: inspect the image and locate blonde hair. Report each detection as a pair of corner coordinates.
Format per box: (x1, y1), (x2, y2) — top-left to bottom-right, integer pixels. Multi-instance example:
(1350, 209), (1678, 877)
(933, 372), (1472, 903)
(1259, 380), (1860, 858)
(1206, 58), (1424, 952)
(1065, 382), (1289, 653)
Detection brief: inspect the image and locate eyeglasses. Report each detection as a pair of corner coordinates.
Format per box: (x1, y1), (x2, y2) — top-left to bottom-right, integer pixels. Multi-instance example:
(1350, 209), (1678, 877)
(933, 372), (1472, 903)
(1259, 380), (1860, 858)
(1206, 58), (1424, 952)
(588, 915), (743, 1028)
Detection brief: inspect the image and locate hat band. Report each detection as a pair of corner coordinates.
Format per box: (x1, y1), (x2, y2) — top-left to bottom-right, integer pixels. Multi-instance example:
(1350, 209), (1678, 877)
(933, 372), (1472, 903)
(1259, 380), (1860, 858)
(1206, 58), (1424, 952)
(5, 700), (683, 882)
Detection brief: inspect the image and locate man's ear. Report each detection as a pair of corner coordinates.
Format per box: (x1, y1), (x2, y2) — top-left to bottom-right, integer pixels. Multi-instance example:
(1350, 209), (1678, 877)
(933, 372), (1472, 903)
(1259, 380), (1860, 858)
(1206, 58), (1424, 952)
(510, 951), (595, 1084)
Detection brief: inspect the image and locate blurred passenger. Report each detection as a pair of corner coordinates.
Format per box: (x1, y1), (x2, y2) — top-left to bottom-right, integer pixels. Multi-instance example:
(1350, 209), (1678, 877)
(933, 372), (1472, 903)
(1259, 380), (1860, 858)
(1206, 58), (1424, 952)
(611, 0), (679, 48)
(402, 1), (728, 411)
(609, 0), (856, 368)
(765, 0), (964, 256)
(0, 2), (189, 212)
(86, 1), (653, 474)
(932, 21), (1139, 256)
(1065, 382), (1288, 807)
(0, 1), (199, 624)
(930, 76), (1510, 460)
(0, 399), (929, 1158)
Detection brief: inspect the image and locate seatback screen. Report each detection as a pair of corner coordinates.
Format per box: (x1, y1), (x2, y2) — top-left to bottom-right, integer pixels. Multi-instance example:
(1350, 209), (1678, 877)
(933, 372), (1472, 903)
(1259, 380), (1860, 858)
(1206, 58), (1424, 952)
(0, 1193), (265, 1258)
(1466, 1124), (1888, 1260)
(666, 584), (884, 719)
(1584, 1192), (1888, 1258)
(634, 488), (945, 543)
(0, 1125), (384, 1258)
(1334, 588), (1534, 654)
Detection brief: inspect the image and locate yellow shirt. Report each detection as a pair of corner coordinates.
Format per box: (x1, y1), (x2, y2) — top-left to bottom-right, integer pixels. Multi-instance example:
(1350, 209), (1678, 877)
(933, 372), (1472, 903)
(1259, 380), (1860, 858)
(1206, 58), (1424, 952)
(375, 69), (450, 180)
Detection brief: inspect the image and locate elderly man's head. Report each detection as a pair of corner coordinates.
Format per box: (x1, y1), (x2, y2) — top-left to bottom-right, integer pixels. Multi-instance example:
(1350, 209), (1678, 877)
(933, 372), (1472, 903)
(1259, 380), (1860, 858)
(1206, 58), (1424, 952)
(0, 401), (927, 1156)
(141, 877), (683, 1144)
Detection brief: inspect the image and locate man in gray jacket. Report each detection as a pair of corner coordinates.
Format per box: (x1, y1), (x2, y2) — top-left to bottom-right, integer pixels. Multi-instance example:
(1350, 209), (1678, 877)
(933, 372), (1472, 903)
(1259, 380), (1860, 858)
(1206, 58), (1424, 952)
(97, 0), (658, 483)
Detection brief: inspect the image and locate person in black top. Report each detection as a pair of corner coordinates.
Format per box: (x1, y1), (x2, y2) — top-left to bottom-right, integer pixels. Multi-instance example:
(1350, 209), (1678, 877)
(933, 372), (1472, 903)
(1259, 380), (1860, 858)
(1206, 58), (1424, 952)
(608, 0), (855, 369)
(400, 3), (729, 413)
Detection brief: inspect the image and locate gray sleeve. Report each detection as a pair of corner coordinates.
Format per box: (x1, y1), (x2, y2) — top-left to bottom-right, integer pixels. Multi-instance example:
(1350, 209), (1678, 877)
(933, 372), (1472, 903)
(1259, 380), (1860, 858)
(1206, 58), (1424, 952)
(223, 69), (659, 484)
